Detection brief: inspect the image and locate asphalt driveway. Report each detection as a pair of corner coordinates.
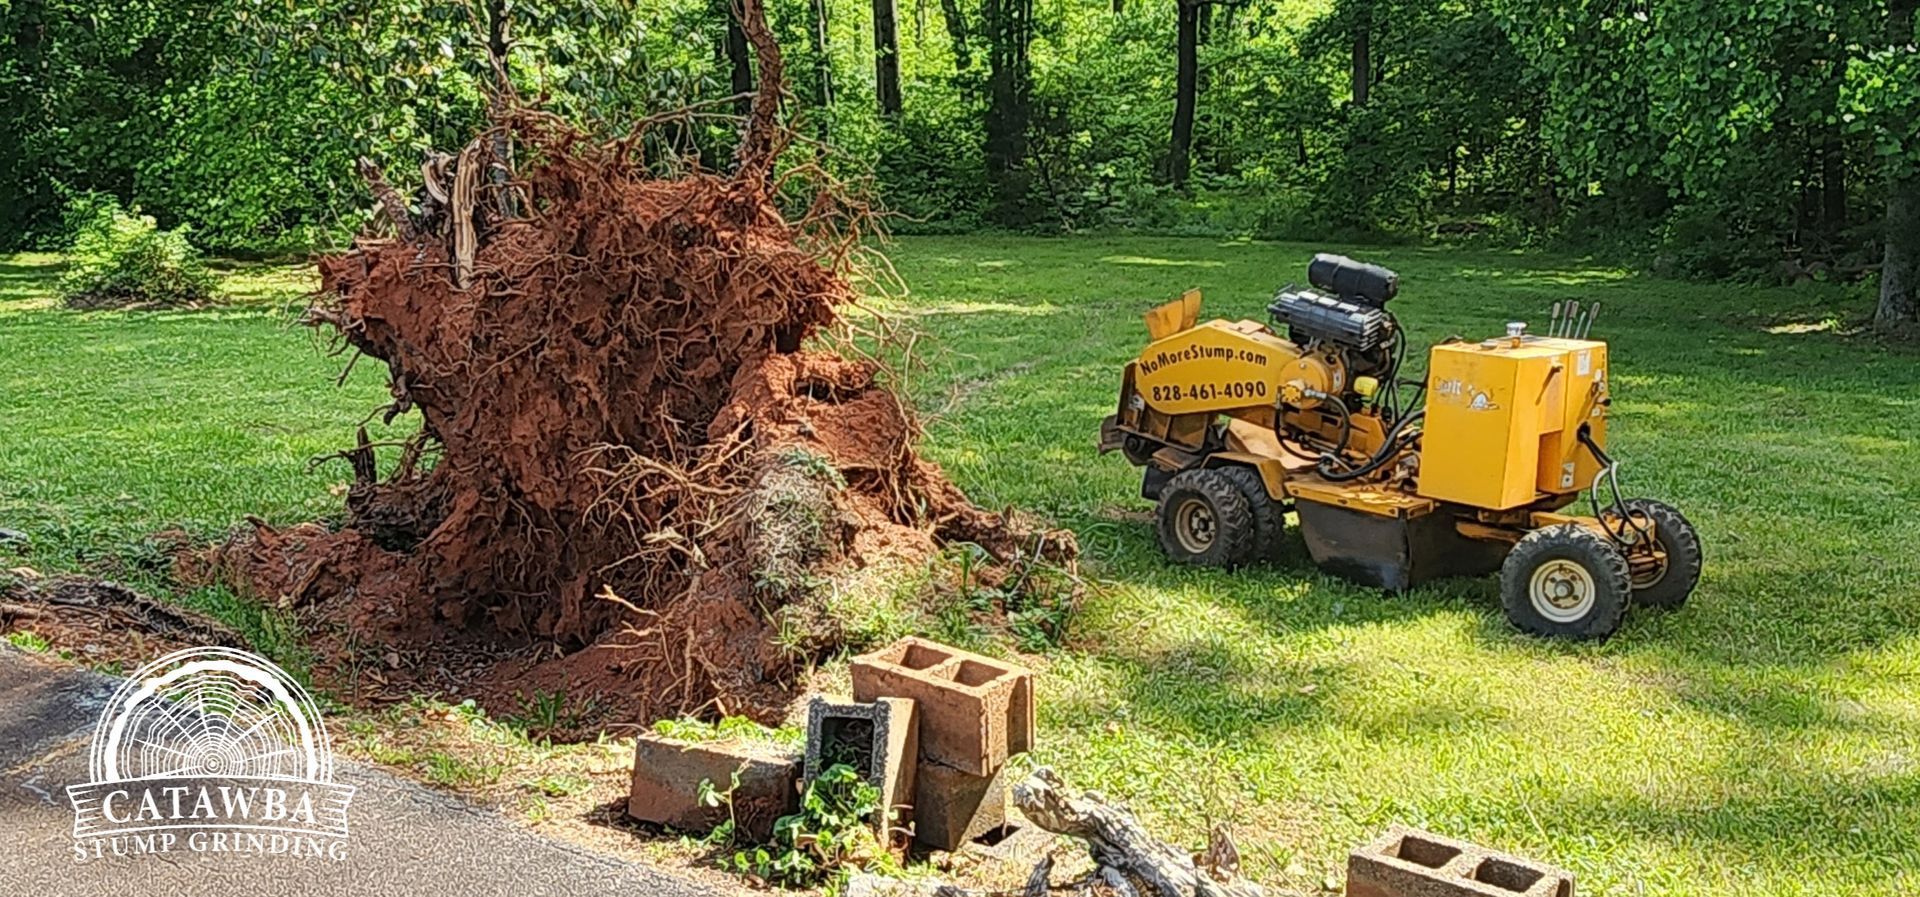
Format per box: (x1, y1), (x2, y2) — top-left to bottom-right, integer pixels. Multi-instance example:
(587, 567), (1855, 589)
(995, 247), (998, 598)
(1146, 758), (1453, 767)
(0, 646), (727, 897)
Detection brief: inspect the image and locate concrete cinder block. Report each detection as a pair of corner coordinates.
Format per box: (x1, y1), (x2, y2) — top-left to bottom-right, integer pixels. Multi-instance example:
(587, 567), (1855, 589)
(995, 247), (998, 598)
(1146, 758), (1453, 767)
(910, 759), (1008, 852)
(1346, 825), (1574, 897)
(804, 696), (920, 843)
(627, 733), (799, 842)
(960, 810), (1058, 868)
(850, 636), (1035, 776)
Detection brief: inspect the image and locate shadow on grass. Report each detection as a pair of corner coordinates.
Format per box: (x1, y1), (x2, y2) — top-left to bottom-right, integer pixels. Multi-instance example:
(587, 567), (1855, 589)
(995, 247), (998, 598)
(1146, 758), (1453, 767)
(0, 255), (66, 304)
(1108, 636), (1347, 740)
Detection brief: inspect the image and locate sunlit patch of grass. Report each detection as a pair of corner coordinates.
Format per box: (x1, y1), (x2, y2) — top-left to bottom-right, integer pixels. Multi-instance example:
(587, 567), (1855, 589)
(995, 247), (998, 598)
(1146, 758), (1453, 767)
(208, 259), (315, 310)
(1765, 318), (1842, 335)
(1098, 254), (1228, 268)
(0, 253), (65, 309)
(0, 253), (401, 571)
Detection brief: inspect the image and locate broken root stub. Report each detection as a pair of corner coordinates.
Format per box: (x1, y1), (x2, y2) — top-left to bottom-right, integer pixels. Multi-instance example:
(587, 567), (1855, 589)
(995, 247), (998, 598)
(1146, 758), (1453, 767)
(192, 2), (1074, 733)
(1013, 767), (1266, 897)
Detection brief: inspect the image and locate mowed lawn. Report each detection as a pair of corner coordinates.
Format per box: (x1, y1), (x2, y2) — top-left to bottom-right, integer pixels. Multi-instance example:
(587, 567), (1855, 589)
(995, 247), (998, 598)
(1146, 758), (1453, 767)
(4, 237), (1919, 895)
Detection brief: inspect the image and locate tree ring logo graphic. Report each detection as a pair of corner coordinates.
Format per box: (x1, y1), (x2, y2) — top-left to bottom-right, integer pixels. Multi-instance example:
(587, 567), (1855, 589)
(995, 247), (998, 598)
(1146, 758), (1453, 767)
(66, 647), (354, 861)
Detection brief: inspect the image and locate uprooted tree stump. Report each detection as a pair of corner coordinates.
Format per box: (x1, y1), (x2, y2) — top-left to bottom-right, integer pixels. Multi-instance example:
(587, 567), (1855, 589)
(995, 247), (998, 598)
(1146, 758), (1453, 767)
(1014, 768), (1267, 897)
(186, 0), (1074, 732)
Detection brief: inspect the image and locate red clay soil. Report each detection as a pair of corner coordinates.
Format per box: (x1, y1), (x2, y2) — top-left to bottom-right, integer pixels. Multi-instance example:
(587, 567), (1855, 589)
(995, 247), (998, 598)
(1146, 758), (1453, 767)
(184, 0), (1072, 734)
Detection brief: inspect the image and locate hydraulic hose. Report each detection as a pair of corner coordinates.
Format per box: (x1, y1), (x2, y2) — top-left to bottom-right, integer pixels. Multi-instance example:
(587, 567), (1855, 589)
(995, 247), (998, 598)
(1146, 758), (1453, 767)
(1321, 394), (1354, 456)
(1577, 425), (1650, 543)
(1318, 410), (1424, 482)
(1274, 395), (1353, 462)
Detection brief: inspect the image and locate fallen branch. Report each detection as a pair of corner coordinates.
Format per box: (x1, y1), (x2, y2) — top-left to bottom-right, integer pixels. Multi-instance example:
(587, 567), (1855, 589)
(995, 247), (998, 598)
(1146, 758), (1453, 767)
(1013, 768), (1265, 897)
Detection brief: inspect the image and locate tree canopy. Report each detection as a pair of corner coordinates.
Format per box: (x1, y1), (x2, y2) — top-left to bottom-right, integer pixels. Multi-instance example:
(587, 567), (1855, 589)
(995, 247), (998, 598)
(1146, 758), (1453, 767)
(2, 0), (1915, 326)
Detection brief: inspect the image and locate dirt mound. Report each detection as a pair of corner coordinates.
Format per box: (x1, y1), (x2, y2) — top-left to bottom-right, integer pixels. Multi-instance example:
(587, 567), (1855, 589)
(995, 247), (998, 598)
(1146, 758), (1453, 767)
(189, 0), (1072, 732)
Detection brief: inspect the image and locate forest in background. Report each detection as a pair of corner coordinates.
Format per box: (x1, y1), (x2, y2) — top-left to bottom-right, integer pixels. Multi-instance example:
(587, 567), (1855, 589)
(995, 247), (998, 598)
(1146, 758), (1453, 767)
(2, 0), (1916, 327)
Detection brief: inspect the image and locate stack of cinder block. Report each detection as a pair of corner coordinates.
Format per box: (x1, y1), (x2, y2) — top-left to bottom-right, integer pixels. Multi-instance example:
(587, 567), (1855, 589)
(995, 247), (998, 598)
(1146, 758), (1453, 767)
(848, 636), (1034, 852)
(1347, 825), (1575, 897)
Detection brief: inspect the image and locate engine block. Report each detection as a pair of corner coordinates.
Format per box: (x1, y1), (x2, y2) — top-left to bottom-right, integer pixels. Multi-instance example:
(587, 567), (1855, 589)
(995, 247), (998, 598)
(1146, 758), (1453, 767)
(1267, 287), (1392, 351)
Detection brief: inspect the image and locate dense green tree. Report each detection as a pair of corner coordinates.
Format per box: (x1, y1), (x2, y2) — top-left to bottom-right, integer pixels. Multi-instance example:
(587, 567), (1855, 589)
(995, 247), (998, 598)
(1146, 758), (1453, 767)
(0, 0), (233, 246)
(2, 0), (1908, 333)
(1166, 0), (1201, 186)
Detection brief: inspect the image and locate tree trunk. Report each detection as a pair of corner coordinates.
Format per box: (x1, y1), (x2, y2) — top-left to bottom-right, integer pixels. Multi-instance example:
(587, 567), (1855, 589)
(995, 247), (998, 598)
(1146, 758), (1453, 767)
(874, 0), (903, 117)
(1877, 175), (1920, 331)
(984, 0), (1034, 225)
(939, 0), (973, 72)
(485, 0), (510, 85)
(484, 0), (517, 218)
(1351, 0), (1371, 107)
(1447, 143), (1459, 197)
(723, 0), (755, 114)
(1876, 0), (1918, 333)
(1797, 133), (1819, 240)
(1819, 47), (1849, 238)
(1167, 0), (1199, 187)
(1821, 134), (1848, 235)
(810, 0), (834, 108)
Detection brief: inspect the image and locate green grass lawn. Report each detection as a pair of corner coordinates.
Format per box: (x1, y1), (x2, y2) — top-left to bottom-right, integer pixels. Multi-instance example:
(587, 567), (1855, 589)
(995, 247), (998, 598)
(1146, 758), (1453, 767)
(4, 238), (1918, 896)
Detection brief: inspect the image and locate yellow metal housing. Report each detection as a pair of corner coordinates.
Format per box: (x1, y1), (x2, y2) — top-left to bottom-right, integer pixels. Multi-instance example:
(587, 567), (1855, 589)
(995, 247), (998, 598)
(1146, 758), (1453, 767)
(1134, 318), (1341, 415)
(1142, 289), (1203, 340)
(1417, 336), (1610, 510)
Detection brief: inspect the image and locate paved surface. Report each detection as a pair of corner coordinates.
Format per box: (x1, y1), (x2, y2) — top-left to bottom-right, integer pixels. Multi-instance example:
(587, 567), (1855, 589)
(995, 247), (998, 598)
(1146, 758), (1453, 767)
(0, 646), (727, 897)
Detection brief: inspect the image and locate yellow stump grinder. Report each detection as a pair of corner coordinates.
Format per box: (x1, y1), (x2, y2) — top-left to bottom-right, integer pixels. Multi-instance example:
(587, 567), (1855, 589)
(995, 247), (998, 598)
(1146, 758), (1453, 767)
(1098, 254), (1701, 639)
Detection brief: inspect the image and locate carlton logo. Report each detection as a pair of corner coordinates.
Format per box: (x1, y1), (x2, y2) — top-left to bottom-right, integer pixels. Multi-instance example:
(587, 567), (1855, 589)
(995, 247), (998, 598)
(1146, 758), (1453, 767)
(66, 647), (354, 862)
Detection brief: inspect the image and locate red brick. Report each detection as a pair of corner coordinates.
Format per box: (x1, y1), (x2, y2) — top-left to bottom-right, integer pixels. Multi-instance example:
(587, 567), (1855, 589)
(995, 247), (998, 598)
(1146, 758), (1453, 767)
(1346, 826), (1573, 897)
(627, 734), (799, 842)
(850, 637), (1034, 776)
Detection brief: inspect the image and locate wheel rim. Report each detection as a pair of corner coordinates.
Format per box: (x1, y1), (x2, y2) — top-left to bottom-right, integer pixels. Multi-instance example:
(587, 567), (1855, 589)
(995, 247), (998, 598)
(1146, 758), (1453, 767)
(1172, 497), (1216, 554)
(1630, 547), (1670, 589)
(1529, 559), (1597, 622)
(1615, 509), (1669, 589)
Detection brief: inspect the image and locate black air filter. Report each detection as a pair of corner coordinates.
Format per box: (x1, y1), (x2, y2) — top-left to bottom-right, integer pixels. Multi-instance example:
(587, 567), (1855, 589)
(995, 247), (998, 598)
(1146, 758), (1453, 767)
(1307, 254), (1399, 307)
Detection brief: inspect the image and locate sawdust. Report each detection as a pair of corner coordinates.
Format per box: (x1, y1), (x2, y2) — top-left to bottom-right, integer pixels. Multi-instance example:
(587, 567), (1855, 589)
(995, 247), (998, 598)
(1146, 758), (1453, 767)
(183, 0), (1073, 735)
